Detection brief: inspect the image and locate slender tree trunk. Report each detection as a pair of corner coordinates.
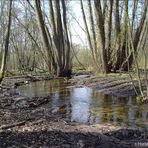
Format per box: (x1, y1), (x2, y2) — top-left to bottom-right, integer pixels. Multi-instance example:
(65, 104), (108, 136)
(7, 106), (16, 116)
(123, 0), (148, 70)
(34, 0), (52, 73)
(49, 0), (72, 77)
(61, 0), (71, 76)
(131, 0), (138, 34)
(113, 0), (128, 71)
(0, 0), (12, 83)
(94, 0), (108, 73)
(114, 0), (120, 39)
(88, 0), (100, 68)
(80, 0), (95, 64)
(105, 0), (113, 71)
(120, 0), (128, 71)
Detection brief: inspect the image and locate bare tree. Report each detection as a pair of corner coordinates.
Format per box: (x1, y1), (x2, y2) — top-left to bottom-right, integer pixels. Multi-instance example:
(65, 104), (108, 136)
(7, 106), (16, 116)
(0, 0), (12, 83)
(35, 0), (72, 77)
(34, 0), (52, 73)
(81, 0), (147, 73)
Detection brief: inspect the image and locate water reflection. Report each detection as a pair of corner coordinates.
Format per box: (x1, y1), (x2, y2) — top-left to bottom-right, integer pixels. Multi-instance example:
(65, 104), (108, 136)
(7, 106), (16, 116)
(70, 87), (91, 123)
(18, 80), (148, 131)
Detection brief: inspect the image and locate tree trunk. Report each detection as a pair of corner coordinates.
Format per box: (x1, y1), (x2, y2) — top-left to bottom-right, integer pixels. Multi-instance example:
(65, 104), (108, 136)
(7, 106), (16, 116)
(34, 0), (52, 73)
(49, 0), (72, 77)
(88, 0), (101, 68)
(113, 0), (128, 71)
(94, 0), (108, 73)
(80, 0), (96, 65)
(0, 0), (12, 83)
(105, 0), (113, 71)
(122, 0), (148, 70)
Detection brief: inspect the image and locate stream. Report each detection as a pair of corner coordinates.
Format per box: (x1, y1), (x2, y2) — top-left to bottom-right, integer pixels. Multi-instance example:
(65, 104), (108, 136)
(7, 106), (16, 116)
(17, 79), (148, 131)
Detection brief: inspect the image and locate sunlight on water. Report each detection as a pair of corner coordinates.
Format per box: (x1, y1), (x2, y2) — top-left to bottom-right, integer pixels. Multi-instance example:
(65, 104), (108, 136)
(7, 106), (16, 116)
(17, 80), (148, 131)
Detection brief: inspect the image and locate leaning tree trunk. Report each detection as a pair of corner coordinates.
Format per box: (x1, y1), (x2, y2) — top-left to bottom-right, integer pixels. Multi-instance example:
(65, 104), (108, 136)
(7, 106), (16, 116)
(111, 0), (147, 72)
(0, 0), (12, 83)
(81, 0), (96, 65)
(129, 0), (148, 64)
(34, 0), (52, 73)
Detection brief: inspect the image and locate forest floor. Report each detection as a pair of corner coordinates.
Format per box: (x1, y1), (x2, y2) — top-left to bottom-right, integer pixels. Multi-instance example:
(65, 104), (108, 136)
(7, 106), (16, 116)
(0, 75), (148, 148)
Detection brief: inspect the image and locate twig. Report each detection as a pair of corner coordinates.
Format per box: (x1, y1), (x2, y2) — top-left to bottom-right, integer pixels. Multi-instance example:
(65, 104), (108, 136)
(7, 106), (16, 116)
(0, 121), (27, 130)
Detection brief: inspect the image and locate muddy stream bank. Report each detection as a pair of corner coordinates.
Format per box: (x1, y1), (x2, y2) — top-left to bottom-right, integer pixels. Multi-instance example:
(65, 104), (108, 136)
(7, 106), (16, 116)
(0, 75), (148, 148)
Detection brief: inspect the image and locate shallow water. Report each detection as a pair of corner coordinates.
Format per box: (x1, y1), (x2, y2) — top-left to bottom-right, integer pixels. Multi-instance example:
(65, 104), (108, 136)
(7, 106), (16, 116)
(17, 79), (148, 131)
